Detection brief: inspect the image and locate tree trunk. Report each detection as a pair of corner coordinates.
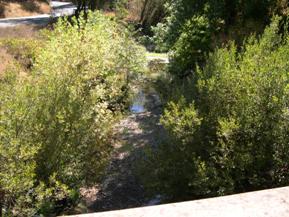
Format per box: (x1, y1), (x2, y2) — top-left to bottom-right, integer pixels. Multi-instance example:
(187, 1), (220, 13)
(140, 0), (149, 24)
(90, 0), (97, 10)
(75, 0), (83, 18)
(0, 190), (4, 216)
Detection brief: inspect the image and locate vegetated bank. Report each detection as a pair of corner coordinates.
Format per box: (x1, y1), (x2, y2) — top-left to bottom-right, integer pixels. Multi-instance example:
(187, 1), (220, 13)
(1, 0), (289, 215)
(137, 0), (289, 203)
(0, 12), (145, 216)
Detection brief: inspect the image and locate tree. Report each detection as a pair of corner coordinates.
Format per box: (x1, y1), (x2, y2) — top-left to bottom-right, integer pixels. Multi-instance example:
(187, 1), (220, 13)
(0, 12), (145, 216)
(72, 0), (107, 17)
(140, 16), (289, 201)
(139, 0), (165, 33)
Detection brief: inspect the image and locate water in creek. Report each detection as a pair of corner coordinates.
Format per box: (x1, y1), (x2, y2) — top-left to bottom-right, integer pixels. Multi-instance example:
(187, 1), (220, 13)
(130, 89), (146, 113)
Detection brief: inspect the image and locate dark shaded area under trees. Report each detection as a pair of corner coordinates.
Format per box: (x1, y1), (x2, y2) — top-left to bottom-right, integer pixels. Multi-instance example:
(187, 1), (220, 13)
(137, 0), (289, 203)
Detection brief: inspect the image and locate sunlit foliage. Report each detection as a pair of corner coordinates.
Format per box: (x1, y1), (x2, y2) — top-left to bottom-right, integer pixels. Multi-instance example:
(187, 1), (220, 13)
(0, 12), (144, 216)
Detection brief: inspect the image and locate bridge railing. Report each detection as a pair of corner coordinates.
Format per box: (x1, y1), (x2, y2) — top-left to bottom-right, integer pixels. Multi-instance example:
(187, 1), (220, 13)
(62, 186), (289, 217)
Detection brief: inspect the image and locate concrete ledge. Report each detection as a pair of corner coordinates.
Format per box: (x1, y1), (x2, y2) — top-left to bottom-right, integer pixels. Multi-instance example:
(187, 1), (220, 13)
(63, 187), (289, 217)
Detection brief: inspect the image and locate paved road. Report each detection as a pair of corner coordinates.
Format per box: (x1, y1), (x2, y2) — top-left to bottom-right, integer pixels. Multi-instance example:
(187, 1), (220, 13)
(0, 1), (76, 27)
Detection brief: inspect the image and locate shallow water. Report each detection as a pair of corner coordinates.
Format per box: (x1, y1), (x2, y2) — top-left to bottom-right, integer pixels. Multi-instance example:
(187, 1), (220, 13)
(130, 89), (146, 113)
(146, 195), (163, 206)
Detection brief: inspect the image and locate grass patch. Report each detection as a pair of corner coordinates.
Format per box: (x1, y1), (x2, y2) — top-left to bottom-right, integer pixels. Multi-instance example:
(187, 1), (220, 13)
(0, 47), (13, 76)
(0, 25), (44, 39)
(0, 36), (44, 75)
(0, 24), (46, 75)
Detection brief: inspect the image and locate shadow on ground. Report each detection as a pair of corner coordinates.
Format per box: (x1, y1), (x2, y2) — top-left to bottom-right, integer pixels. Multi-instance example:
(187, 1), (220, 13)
(81, 85), (165, 213)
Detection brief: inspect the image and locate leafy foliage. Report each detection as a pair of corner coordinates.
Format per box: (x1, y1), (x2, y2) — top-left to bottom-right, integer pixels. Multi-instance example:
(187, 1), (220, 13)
(0, 12), (144, 216)
(150, 0), (289, 75)
(0, 38), (41, 71)
(114, 0), (129, 19)
(154, 0), (286, 48)
(170, 15), (211, 76)
(140, 17), (289, 201)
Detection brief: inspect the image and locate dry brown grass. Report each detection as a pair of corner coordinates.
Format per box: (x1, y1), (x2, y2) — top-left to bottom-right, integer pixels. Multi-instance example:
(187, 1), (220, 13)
(0, 24), (43, 38)
(0, 24), (45, 75)
(0, 46), (13, 76)
(0, 0), (50, 18)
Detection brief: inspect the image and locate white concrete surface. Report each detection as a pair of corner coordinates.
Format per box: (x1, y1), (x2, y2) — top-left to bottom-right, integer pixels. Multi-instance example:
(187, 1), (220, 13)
(62, 187), (289, 217)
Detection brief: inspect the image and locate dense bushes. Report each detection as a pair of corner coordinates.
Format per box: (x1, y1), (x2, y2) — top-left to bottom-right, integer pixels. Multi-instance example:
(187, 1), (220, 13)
(0, 38), (41, 71)
(0, 12), (144, 216)
(153, 0), (286, 49)
(150, 0), (289, 78)
(170, 15), (211, 76)
(140, 17), (289, 201)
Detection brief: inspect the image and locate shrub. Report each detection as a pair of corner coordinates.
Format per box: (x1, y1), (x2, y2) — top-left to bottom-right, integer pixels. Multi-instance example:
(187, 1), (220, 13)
(152, 0), (282, 50)
(114, 0), (129, 19)
(140, 17), (289, 201)
(0, 38), (41, 71)
(0, 12), (145, 216)
(151, 22), (170, 52)
(169, 15), (211, 77)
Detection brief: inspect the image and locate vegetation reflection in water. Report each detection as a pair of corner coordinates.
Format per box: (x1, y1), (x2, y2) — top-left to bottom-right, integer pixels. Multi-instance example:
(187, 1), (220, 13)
(130, 89), (146, 113)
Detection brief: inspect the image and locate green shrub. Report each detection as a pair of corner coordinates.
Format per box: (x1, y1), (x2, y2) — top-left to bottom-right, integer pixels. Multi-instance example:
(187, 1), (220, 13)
(140, 17), (289, 201)
(151, 22), (170, 52)
(114, 0), (129, 19)
(0, 38), (41, 71)
(170, 15), (211, 77)
(152, 0), (282, 50)
(0, 12), (145, 216)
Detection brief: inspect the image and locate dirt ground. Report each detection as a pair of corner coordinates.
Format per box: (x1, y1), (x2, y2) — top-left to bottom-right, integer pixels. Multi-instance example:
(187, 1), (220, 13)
(0, 0), (50, 18)
(0, 25), (42, 38)
(69, 83), (165, 215)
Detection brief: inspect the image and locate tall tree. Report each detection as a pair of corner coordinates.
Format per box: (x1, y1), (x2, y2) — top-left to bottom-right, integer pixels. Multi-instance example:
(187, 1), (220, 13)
(139, 0), (166, 33)
(72, 0), (107, 17)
